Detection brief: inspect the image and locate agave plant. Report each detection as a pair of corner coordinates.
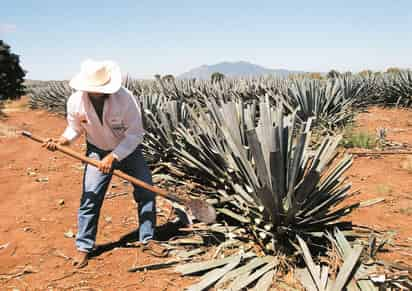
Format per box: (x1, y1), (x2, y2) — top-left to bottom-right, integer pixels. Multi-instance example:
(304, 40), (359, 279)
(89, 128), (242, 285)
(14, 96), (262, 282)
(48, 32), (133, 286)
(115, 77), (360, 252)
(28, 80), (72, 114)
(143, 91), (357, 252)
(381, 70), (412, 106)
(284, 78), (354, 128)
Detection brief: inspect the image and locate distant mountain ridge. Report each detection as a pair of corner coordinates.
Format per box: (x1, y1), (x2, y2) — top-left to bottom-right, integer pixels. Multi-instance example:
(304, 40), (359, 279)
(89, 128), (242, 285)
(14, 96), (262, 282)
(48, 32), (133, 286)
(178, 61), (304, 79)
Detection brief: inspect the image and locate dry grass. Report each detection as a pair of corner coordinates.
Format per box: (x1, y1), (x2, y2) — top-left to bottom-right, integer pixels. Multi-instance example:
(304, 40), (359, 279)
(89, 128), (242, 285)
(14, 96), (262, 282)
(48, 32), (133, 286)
(400, 156), (412, 173)
(341, 127), (377, 149)
(399, 207), (412, 216)
(1, 96), (29, 114)
(0, 123), (18, 137)
(376, 184), (393, 195)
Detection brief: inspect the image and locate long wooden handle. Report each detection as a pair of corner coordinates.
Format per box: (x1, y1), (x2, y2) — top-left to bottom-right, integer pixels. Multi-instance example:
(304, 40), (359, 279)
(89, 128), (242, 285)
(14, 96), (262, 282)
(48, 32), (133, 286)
(21, 131), (184, 204)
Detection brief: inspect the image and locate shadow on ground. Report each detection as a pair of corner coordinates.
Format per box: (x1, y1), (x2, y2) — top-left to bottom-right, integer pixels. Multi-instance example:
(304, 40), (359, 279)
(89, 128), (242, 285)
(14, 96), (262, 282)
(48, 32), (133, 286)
(89, 219), (187, 258)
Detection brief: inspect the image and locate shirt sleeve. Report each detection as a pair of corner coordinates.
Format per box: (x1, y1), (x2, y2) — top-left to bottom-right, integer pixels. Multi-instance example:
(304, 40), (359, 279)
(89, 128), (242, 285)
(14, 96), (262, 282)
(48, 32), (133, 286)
(112, 93), (144, 161)
(62, 94), (84, 142)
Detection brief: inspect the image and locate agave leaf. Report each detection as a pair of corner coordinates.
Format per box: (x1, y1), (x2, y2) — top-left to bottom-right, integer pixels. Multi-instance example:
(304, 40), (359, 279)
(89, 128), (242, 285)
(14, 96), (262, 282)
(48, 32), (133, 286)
(297, 235), (324, 291)
(228, 258), (278, 291)
(246, 129), (270, 187)
(295, 267), (318, 291)
(217, 208), (251, 223)
(216, 256), (276, 288)
(175, 252), (255, 275)
(329, 245), (363, 291)
(321, 265), (329, 290)
(250, 269), (275, 291)
(186, 255), (241, 291)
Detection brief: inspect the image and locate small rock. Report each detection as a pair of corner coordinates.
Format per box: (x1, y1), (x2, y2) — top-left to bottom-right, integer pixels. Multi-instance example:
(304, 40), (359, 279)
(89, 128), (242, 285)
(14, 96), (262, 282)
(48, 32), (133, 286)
(0, 242), (10, 250)
(23, 227), (32, 232)
(26, 167), (38, 176)
(104, 216), (112, 223)
(35, 177), (49, 183)
(64, 230), (75, 238)
(58, 199), (65, 206)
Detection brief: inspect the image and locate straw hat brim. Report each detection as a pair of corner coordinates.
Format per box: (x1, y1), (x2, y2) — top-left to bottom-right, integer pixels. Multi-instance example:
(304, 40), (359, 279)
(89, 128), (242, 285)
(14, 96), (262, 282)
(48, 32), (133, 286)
(69, 61), (122, 94)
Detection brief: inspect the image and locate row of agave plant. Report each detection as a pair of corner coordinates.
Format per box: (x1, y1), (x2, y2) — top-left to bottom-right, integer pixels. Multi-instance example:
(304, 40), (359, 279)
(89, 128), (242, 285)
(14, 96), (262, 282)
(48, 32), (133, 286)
(27, 75), (366, 254)
(27, 70), (412, 125)
(26, 73), (412, 289)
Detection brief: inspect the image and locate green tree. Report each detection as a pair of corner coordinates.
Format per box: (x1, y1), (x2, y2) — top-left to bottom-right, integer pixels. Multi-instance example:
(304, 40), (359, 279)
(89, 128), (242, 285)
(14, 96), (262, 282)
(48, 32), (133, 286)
(0, 40), (26, 100)
(211, 72), (225, 83)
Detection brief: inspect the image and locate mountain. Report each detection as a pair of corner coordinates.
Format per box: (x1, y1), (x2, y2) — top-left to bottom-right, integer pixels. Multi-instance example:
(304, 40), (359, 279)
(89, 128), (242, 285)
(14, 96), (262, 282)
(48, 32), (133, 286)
(178, 61), (304, 79)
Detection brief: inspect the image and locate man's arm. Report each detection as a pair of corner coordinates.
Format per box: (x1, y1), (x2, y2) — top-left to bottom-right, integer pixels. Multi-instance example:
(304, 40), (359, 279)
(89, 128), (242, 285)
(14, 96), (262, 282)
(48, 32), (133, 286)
(44, 94), (84, 151)
(61, 96), (84, 143)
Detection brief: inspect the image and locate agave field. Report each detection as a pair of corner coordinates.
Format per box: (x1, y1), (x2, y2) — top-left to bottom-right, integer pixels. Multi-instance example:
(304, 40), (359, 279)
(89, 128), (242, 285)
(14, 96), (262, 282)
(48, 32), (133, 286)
(27, 71), (412, 290)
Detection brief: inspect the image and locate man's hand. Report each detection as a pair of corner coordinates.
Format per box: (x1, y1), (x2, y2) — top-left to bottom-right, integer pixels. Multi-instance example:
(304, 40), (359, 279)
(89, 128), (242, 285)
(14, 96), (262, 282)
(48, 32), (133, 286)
(98, 153), (117, 174)
(42, 136), (70, 151)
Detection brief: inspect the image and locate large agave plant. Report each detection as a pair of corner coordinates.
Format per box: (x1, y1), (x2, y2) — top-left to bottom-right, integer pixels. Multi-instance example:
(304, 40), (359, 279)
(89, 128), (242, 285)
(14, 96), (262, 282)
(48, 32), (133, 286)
(150, 93), (359, 253)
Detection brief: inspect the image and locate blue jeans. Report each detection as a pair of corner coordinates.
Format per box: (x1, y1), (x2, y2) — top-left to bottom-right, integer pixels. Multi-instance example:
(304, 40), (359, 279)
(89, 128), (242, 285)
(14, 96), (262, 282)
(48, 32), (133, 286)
(76, 142), (155, 253)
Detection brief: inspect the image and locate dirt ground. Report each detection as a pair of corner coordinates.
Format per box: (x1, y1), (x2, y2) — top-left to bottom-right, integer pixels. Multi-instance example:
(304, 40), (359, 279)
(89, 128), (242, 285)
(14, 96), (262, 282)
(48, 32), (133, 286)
(0, 101), (411, 289)
(345, 107), (412, 264)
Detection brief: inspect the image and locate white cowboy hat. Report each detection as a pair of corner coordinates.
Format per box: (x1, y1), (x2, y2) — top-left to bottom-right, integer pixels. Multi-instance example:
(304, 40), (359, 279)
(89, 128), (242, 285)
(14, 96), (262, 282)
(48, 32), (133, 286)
(69, 59), (122, 94)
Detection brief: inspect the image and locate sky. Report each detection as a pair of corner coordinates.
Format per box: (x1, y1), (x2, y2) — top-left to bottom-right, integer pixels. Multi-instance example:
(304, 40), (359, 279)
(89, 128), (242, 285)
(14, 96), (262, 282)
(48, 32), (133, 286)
(1, 0), (411, 80)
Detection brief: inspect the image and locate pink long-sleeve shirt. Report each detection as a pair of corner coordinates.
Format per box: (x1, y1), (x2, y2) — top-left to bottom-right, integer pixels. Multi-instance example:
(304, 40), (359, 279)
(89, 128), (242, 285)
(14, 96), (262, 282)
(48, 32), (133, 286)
(62, 87), (144, 161)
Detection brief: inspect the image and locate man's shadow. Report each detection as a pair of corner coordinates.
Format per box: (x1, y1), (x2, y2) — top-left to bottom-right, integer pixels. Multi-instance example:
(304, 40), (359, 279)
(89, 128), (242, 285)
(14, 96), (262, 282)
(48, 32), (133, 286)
(89, 218), (187, 258)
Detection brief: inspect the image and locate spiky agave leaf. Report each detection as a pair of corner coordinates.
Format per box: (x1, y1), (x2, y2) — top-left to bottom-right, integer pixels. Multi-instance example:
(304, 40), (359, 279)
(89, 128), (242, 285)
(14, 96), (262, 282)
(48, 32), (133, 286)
(28, 81), (72, 114)
(285, 78), (354, 128)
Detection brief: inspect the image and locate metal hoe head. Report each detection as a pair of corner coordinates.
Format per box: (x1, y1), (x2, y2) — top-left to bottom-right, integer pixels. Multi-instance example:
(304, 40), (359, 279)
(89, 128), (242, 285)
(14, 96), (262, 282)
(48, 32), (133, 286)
(186, 199), (217, 224)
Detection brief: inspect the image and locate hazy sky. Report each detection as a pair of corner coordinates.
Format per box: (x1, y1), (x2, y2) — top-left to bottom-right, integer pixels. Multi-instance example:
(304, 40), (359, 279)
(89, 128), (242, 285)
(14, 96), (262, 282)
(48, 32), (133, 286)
(1, 0), (411, 80)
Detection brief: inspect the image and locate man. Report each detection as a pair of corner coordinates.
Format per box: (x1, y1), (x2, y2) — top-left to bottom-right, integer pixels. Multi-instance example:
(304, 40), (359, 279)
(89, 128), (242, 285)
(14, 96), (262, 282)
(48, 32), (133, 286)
(44, 59), (156, 268)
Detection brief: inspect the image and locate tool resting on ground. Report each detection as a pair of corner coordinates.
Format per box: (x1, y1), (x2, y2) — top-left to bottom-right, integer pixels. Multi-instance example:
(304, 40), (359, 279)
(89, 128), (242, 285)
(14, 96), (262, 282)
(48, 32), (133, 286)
(22, 131), (216, 224)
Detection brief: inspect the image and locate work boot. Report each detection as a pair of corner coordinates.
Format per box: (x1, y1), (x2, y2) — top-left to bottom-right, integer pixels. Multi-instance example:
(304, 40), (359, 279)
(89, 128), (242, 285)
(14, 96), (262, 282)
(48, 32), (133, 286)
(72, 250), (89, 269)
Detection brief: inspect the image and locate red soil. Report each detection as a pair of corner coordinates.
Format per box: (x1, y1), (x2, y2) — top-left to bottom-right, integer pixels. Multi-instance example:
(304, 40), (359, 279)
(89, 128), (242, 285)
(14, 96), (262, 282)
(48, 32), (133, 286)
(345, 107), (412, 265)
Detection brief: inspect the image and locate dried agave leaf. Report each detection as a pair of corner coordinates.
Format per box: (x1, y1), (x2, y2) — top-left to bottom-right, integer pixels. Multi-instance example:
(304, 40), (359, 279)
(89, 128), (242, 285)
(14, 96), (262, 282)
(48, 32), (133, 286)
(296, 235), (324, 291)
(329, 245), (363, 291)
(228, 257), (278, 291)
(185, 255), (241, 291)
(175, 252), (255, 275)
(249, 269), (275, 291)
(216, 256), (276, 288)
